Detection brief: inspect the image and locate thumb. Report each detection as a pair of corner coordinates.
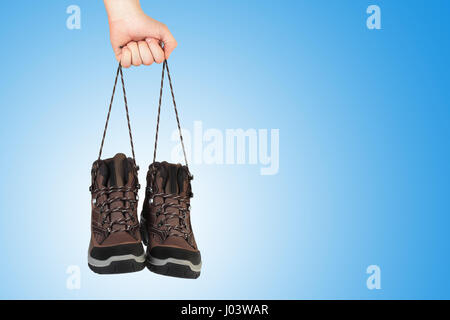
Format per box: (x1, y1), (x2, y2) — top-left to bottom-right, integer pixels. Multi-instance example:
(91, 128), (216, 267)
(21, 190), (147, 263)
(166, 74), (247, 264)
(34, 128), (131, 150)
(157, 24), (177, 59)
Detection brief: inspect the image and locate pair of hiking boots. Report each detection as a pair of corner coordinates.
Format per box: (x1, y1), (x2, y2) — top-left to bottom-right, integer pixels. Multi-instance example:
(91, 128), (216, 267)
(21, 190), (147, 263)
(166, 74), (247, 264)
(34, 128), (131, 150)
(88, 153), (201, 279)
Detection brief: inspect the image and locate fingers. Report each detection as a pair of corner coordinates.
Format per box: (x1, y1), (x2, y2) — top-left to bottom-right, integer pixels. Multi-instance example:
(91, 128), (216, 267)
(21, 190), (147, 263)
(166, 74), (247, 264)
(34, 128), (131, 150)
(146, 38), (165, 63)
(121, 41), (155, 67)
(119, 27), (176, 68)
(138, 41), (154, 65)
(158, 24), (177, 59)
(120, 47), (132, 68)
(127, 42), (142, 66)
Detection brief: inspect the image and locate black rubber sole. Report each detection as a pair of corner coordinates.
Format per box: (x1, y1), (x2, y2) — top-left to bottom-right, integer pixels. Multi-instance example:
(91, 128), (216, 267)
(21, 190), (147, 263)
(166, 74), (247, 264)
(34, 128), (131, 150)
(146, 259), (200, 279)
(88, 259), (145, 275)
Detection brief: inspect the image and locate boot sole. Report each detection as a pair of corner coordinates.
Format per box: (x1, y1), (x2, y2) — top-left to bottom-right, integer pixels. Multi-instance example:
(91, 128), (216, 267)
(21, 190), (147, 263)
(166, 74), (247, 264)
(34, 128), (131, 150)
(88, 253), (145, 274)
(146, 254), (201, 279)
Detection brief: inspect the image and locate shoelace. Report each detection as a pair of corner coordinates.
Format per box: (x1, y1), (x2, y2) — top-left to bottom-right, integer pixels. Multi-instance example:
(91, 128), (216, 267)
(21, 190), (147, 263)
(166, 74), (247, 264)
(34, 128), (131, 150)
(150, 191), (193, 242)
(93, 186), (139, 233)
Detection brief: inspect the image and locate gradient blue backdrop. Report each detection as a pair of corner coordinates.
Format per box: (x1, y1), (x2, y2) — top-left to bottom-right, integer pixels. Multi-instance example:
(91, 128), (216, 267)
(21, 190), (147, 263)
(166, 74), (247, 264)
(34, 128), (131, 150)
(0, 0), (449, 299)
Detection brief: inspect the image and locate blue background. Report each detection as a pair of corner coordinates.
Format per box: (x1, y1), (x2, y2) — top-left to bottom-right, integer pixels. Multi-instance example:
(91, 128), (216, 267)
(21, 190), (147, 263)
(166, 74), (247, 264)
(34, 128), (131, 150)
(0, 0), (449, 299)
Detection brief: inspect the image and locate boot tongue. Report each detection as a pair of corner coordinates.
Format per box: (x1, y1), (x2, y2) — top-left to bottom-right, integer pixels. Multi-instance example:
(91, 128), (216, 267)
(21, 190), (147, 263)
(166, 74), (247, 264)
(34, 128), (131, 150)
(159, 162), (191, 197)
(107, 153), (127, 232)
(160, 163), (192, 240)
(164, 164), (180, 194)
(108, 153), (127, 187)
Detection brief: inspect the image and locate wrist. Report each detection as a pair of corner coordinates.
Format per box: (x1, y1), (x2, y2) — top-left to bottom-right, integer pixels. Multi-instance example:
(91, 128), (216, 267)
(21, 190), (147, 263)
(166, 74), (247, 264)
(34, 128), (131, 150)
(104, 0), (143, 22)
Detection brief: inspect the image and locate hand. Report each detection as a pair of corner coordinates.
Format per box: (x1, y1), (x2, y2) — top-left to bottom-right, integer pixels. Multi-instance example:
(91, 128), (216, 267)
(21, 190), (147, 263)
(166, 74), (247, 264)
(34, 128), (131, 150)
(104, 0), (177, 68)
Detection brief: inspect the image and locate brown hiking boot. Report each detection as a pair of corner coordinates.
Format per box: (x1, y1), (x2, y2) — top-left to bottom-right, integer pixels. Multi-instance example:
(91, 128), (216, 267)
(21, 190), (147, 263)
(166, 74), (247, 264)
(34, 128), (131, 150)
(140, 161), (201, 279)
(88, 153), (145, 274)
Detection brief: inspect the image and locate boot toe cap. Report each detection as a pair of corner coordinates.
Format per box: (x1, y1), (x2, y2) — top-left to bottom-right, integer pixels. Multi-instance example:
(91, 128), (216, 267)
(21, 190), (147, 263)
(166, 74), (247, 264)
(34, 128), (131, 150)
(149, 246), (201, 265)
(90, 242), (144, 261)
